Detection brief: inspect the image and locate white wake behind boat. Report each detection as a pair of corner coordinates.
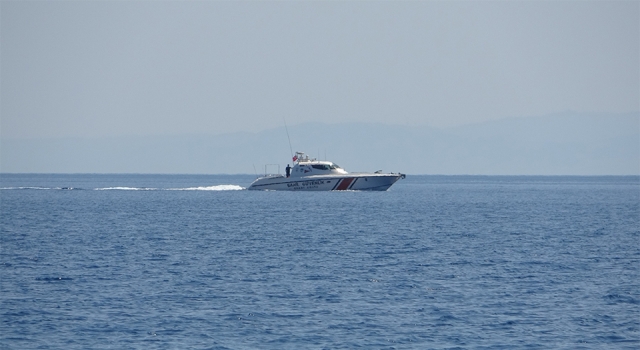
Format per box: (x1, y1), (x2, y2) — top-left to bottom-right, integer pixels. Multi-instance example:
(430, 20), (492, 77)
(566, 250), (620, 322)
(248, 152), (405, 191)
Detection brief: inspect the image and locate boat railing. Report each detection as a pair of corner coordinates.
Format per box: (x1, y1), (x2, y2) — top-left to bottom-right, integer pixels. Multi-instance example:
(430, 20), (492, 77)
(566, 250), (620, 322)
(263, 164), (281, 176)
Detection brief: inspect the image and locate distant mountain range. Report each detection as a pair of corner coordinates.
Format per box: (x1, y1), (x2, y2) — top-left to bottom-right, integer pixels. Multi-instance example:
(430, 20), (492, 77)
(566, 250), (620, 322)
(2, 112), (638, 175)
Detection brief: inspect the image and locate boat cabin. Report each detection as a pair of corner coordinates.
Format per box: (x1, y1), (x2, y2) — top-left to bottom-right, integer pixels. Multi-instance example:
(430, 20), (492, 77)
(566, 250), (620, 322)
(290, 152), (348, 177)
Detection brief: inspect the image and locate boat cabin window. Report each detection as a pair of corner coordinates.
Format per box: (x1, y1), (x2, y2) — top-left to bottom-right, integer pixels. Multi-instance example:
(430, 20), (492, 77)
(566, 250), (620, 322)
(311, 164), (330, 170)
(329, 164), (341, 169)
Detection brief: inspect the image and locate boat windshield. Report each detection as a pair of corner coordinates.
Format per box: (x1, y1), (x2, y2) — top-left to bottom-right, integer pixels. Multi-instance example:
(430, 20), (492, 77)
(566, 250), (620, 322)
(311, 164), (329, 170)
(310, 163), (342, 170)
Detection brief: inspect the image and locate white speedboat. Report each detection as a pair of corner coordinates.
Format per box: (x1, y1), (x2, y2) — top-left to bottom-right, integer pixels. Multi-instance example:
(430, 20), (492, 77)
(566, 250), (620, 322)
(248, 152), (405, 191)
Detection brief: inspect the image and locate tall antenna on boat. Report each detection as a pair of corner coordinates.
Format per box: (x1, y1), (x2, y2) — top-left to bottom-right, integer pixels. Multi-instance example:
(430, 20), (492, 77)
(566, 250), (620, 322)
(283, 118), (294, 161)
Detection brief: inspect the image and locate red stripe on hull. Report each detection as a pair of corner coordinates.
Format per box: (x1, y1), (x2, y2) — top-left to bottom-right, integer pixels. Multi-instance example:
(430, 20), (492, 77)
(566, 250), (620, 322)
(335, 177), (354, 191)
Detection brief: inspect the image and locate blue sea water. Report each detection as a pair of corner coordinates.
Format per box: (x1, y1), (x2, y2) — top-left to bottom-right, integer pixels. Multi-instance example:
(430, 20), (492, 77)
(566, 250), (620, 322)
(1, 174), (638, 349)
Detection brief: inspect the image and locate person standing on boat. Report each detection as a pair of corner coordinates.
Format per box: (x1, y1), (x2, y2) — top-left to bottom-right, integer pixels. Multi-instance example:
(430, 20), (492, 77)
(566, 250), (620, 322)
(286, 164), (291, 178)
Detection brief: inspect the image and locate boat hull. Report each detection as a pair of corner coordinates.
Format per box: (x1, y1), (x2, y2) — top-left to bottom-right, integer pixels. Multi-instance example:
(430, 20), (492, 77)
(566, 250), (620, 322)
(248, 174), (404, 191)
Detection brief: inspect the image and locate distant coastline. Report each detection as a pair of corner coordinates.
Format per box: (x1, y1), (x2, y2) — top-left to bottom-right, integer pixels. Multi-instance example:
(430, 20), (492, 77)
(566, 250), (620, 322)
(2, 112), (638, 175)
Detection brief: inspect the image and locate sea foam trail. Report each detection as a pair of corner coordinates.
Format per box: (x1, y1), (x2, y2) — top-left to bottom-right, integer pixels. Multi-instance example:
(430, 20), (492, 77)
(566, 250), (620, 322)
(168, 185), (245, 191)
(95, 187), (158, 191)
(93, 185), (245, 191)
(1, 185), (245, 191)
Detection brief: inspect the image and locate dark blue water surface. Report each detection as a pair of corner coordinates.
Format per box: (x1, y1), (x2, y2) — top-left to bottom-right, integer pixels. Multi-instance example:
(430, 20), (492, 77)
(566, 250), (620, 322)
(1, 174), (638, 349)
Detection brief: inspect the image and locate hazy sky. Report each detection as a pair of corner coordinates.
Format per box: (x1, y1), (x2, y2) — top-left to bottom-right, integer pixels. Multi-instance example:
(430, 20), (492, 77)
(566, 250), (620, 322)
(1, 1), (638, 139)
